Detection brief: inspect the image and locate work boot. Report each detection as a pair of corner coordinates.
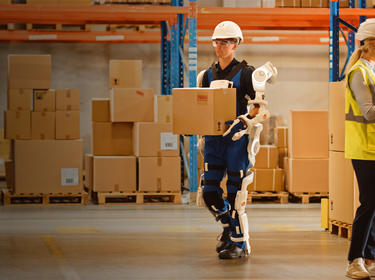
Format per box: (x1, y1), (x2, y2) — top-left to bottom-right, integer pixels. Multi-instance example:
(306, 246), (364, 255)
(346, 258), (371, 279)
(216, 230), (231, 253)
(218, 243), (246, 259)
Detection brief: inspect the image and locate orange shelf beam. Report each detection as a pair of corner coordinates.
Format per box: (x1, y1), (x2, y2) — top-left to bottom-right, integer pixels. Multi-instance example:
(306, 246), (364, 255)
(0, 4), (188, 25)
(0, 5), (371, 42)
(0, 29), (346, 45)
(0, 5), (373, 29)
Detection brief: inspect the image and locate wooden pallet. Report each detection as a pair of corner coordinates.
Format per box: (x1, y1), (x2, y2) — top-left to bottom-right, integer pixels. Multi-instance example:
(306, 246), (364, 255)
(289, 192), (329, 204)
(329, 219), (352, 240)
(248, 191), (289, 204)
(2, 189), (88, 206)
(95, 191), (181, 205)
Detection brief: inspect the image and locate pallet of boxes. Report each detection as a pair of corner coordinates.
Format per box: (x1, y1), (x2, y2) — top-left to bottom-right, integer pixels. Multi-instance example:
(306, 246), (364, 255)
(284, 110), (329, 203)
(328, 82), (359, 240)
(247, 139), (289, 203)
(85, 60), (181, 205)
(3, 55), (87, 206)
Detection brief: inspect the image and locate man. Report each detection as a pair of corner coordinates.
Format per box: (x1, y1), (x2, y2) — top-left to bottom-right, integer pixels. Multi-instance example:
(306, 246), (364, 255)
(200, 21), (259, 259)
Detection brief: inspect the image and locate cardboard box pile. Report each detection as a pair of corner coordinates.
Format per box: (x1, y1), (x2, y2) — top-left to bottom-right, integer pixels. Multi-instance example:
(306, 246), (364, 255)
(248, 145), (284, 192)
(285, 110), (329, 193)
(329, 81), (359, 224)
(5, 55), (83, 194)
(88, 60), (181, 194)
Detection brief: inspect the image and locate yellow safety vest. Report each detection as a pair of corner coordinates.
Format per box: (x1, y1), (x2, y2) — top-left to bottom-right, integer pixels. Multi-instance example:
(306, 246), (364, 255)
(345, 59), (375, 160)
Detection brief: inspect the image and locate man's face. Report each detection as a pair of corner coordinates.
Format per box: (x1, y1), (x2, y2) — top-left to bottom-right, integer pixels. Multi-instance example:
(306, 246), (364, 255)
(212, 39), (237, 59)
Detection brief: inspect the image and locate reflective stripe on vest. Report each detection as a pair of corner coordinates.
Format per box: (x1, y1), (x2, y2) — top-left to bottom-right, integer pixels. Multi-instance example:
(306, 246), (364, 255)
(345, 60), (375, 160)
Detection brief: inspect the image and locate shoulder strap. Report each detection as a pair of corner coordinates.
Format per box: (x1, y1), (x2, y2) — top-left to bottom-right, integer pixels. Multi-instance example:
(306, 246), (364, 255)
(225, 60), (248, 81)
(210, 62), (218, 80)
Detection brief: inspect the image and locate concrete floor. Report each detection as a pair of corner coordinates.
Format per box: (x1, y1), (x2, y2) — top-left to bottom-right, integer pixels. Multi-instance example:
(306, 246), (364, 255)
(0, 203), (350, 280)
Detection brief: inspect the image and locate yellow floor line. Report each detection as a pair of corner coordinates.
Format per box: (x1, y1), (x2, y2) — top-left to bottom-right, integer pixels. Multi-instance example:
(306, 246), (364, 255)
(41, 235), (81, 280)
(57, 227), (100, 234)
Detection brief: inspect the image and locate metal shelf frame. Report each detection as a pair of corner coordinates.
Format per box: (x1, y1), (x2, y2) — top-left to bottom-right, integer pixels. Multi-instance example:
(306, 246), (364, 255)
(329, 0), (370, 82)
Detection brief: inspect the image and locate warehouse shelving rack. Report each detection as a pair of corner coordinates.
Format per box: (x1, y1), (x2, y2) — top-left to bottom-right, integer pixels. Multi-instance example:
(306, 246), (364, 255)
(329, 0), (369, 82)
(0, 3), (374, 193)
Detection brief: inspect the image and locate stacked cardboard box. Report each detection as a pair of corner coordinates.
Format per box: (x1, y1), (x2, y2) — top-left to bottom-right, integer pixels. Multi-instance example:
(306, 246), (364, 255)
(172, 87), (237, 136)
(285, 110), (329, 193)
(274, 127), (288, 168)
(5, 54), (83, 194)
(88, 60), (181, 194)
(329, 82), (360, 224)
(248, 145), (284, 192)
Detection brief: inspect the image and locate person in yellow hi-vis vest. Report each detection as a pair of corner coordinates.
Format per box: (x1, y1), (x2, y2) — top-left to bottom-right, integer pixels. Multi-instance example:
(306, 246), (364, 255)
(345, 18), (375, 280)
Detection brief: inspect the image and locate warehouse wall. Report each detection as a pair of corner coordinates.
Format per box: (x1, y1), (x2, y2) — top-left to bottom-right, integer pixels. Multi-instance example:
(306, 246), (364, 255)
(0, 42), (346, 155)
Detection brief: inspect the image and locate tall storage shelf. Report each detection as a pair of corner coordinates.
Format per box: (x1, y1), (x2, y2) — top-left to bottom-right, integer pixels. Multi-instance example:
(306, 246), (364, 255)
(1, 3), (373, 193)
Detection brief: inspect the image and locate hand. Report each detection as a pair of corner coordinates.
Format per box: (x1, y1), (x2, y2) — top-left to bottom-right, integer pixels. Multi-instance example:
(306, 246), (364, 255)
(249, 105), (260, 118)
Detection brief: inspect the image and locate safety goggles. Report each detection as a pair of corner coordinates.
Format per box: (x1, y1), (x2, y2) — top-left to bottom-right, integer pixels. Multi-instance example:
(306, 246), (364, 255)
(212, 39), (238, 47)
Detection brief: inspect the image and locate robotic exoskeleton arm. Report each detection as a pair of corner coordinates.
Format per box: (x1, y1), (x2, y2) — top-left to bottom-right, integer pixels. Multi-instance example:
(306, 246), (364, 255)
(223, 61), (278, 164)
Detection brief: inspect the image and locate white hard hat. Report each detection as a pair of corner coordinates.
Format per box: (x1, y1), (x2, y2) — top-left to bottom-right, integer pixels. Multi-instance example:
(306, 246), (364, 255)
(212, 21), (243, 43)
(356, 18), (375, 42)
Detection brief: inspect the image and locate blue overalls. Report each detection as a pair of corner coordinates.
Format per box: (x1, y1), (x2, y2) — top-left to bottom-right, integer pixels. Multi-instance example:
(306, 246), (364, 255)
(203, 62), (251, 249)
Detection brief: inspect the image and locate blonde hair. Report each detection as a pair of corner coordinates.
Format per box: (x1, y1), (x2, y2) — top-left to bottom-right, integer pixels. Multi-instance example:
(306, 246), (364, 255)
(347, 38), (375, 71)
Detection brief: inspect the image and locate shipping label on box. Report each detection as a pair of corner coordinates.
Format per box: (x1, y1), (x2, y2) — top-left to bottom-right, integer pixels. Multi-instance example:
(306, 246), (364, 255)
(61, 168), (79, 186)
(93, 156), (136, 192)
(160, 132), (178, 151)
(287, 157), (329, 193)
(110, 88), (154, 122)
(34, 89), (55, 112)
(157, 95), (173, 123)
(248, 168), (284, 192)
(31, 111), (55, 140)
(254, 145), (278, 169)
(138, 156), (181, 192)
(92, 98), (110, 122)
(5, 111), (31, 140)
(109, 60), (142, 88)
(8, 55), (51, 89)
(92, 122), (133, 156)
(14, 140), (83, 193)
(134, 122), (179, 157)
(8, 89), (32, 111)
(55, 89), (80, 111)
(288, 110), (329, 158)
(172, 88), (236, 135)
(56, 111), (80, 140)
